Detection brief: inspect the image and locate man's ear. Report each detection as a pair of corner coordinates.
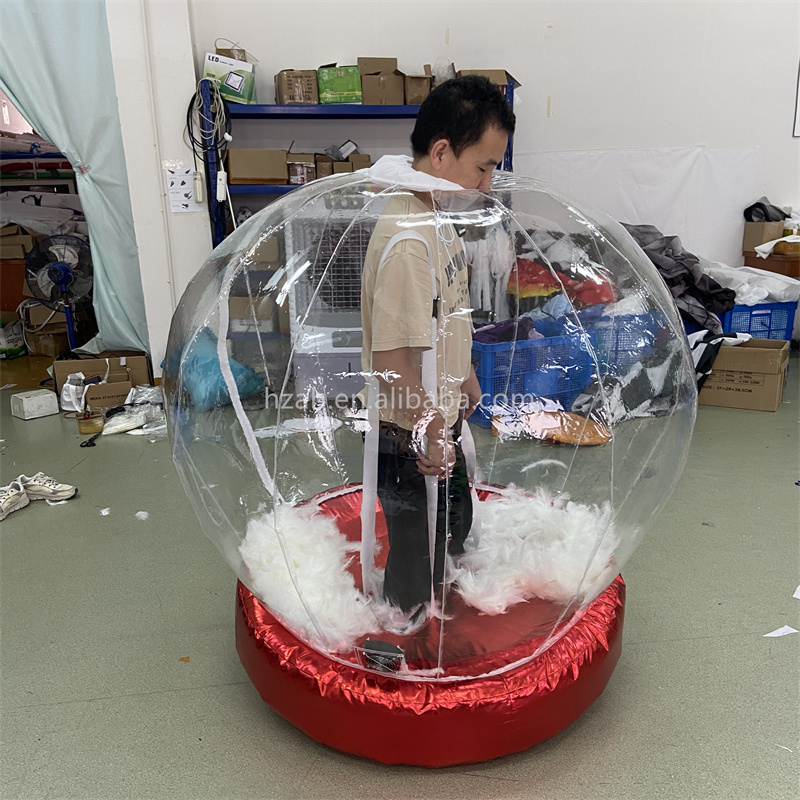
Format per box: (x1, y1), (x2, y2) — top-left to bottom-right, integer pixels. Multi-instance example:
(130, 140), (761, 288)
(429, 138), (450, 171)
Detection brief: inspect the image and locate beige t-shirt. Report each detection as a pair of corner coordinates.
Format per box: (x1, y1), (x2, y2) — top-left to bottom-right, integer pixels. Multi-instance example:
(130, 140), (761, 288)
(360, 194), (472, 429)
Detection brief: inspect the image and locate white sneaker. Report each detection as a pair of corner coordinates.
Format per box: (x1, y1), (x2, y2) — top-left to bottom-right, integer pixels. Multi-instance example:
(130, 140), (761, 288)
(0, 481), (30, 521)
(17, 473), (77, 502)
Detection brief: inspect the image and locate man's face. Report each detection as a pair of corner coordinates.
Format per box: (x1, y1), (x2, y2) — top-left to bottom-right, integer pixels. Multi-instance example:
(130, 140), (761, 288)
(437, 125), (509, 191)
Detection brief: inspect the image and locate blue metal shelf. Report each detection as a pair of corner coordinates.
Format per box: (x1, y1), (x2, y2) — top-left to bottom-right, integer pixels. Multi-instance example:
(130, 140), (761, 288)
(0, 152), (68, 160)
(228, 104), (419, 120)
(209, 87), (516, 244)
(229, 184), (299, 195)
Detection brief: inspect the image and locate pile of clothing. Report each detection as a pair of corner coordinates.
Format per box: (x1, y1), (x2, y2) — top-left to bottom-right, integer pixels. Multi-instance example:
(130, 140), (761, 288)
(571, 342), (682, 425)
(621, 224), (735, 333)
(507, 256), (617, 309)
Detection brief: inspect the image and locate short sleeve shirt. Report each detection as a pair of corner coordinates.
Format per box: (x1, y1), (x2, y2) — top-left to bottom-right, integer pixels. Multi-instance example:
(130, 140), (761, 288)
(360, 194), (472, 429)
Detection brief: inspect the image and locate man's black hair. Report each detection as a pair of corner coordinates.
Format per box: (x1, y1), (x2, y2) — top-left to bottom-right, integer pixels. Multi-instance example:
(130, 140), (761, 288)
(410, 75), (516, 159)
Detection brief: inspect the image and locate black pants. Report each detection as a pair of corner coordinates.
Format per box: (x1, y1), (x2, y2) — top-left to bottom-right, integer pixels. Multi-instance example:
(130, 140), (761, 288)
(376, 422), (473, 612)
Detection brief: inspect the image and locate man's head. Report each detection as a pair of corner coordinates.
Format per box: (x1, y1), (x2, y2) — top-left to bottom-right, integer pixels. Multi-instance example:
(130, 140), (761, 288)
(411, 75), (516, 191)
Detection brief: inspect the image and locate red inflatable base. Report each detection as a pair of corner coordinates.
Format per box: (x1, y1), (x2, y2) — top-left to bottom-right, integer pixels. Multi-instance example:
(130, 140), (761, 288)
(235, 575), (625, 767)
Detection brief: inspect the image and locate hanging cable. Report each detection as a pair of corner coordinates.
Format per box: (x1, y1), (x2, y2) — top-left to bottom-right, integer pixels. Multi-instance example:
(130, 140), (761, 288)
(186, 79), (233, 240)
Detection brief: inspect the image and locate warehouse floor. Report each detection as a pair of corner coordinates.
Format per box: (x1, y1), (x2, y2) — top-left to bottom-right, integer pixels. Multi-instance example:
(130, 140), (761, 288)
(0, 354), (798, 800)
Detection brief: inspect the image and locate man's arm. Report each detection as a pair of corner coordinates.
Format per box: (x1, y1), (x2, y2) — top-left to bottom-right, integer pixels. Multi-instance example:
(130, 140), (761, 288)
(371, 347), (454, 478)
(461, 366), (481, 420)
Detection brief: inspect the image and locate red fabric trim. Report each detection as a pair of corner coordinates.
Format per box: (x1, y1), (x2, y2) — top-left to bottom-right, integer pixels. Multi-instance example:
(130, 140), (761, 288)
(236, 575), (625, 766)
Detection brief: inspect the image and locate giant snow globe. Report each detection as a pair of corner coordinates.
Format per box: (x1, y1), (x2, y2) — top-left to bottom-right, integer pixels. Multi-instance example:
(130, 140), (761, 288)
(164, 157), (696, 765)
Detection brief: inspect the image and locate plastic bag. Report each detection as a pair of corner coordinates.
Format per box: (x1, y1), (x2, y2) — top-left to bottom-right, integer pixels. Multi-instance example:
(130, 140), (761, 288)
(124, 384), (164, 406)
(60, 372), (87, 412)
(101, 408), (148, 435)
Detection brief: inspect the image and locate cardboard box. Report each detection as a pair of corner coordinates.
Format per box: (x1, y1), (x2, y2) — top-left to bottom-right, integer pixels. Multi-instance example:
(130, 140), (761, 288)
(229, 295), (276, 334)
(405, 66), (433, 105)
(315, 154), (334, 179)
(348, 153), (372, 170)
(85, 377), (133, 412)
(317, 64), (362, 104)
(332, 162), (354, 174)
(286, 152), (316, 185)
(10, 389), (59, 420)
(202, 52), (256, 105)
(456, 69), (521, 94)
(742, 221), (785, 253)
(26, 329), (70, 359)
(358, 57), (405, 105)
(742, 251), (800, 278)
(0, 245), (25, 260)
(53, 353), (152, 394)
(21, 303), (70, 357)
(229, 296), (275, 319)
(275, 69), (319, 104)
(698, 338), (789, 411)
(248, 235), (280, 267)
(227, 149), (288, 185)
(216, 44), (247, 61)
(0, 234), (34, 259)
(775, 238), (800, 255)
(26, 303), (68, 330)
(1, 224), (21, 237)
(0, 311), (25, 359)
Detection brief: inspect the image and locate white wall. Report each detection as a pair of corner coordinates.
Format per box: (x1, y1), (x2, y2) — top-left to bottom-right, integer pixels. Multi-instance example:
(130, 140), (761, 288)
(106, 0), (213, 374)
(187, 0), (799, 256)
(0, 89), (32, 134)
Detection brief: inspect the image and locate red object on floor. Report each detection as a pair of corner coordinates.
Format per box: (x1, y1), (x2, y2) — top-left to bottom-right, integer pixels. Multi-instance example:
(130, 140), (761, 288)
(234, 489), (626, 766)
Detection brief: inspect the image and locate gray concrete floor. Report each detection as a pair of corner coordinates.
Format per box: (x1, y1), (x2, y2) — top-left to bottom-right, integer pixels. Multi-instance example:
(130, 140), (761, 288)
(1, 358), (798, 800)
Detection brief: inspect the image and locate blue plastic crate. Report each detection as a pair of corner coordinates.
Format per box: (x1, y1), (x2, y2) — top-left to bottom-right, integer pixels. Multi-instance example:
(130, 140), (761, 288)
(472, 336), (537, 380)
(684, 301), (797, 340)
(588, 311), (668, 377)
(471, 334), (594, 428)
(725, 302), (796, 340)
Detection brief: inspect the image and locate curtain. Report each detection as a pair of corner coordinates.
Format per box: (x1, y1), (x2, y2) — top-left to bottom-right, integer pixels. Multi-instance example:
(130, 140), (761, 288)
(0, 0), (149, 353)
(515, 146), (756, 269)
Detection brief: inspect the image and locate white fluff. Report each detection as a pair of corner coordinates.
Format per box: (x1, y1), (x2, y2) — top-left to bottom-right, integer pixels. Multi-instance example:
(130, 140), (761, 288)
(450, 488), (618, 614)
(240, 489), (618, 651)
(239, 504), (381, 652)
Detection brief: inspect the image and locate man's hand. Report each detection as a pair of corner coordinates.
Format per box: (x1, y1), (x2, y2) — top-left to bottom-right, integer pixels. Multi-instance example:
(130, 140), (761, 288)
(461, 367), (482, 420)
(371, 347), (457, 478)
(417, 418), (455, 478)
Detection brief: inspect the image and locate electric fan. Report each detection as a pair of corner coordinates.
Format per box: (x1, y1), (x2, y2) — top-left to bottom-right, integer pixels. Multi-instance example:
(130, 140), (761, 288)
(24, 234), (93, 351)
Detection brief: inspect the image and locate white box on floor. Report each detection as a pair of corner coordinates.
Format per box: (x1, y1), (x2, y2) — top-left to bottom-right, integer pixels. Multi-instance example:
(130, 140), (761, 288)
(10, 389), (60, 420)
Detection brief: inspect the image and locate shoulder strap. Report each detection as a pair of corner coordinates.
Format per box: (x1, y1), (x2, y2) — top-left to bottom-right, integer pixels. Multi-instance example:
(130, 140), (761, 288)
(361, 231), (440, 600)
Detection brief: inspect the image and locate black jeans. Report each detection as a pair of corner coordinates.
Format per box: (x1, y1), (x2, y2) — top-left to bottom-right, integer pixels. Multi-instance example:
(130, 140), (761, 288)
(376, 422), (473, 612)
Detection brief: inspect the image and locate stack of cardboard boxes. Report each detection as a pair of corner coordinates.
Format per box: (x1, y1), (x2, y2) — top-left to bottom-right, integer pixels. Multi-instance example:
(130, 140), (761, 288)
(229, 62), (517, 186)
(1, 224), (38, 358)
(742, 221), (800, 277)
(275, 58), (438, 107)
(695, 220), (795, 412)
(1, 224), (37, 320)
(698, 338), (790, 412)
(227, 150), (374, 186)
(22, 305), (71, 358)
(274, 62), (518, 107)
